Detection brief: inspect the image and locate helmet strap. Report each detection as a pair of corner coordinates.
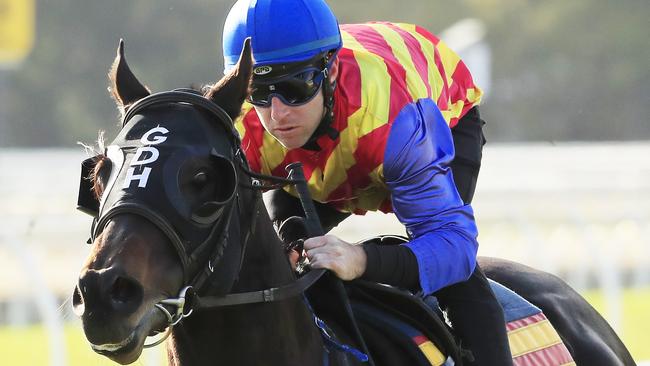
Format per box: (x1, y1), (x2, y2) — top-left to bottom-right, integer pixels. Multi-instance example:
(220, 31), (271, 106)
(301, 52), (340, 151)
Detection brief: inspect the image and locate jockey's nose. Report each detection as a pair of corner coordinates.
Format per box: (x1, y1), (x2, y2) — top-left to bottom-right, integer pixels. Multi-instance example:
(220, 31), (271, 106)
(73, 266), (144, 317)
(270, 96), (291, 122)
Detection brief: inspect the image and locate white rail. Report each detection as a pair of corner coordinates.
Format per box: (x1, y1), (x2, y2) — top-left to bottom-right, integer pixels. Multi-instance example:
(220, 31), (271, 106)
(2, 231), (66, 366)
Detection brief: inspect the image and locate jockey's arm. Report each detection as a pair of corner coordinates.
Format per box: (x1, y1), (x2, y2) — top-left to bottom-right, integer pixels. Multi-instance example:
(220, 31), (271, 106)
(265, 100), (478, 294)
(382, 99), (479, 295)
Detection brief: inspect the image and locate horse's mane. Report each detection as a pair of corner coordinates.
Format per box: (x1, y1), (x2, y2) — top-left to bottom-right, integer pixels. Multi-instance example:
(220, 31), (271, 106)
(78, 132), (109, 200)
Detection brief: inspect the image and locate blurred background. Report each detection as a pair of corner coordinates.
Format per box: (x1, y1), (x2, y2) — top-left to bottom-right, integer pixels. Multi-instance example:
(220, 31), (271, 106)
(0, 0), (648, 365)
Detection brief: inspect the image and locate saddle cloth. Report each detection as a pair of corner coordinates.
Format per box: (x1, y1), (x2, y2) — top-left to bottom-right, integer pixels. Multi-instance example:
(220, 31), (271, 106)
(349, 279), (576, 366)
(491, 280), (576, 366)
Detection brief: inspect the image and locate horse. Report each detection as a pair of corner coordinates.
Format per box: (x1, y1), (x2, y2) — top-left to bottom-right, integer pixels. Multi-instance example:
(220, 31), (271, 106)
(72, 39), (636, 366)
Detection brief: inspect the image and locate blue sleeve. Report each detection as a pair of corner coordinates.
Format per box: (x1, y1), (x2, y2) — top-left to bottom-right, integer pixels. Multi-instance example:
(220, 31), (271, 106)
(383, 98), (478, 295)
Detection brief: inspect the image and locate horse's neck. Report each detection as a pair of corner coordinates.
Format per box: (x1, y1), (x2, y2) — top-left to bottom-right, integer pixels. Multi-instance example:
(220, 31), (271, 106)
(168, 300), (324, 365)
(167, 195), (325, 366)
(232, 198), (295, 291)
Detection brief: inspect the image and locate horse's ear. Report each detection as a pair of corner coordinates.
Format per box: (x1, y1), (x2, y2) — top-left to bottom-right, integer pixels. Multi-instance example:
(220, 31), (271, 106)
(108, 39), (150, 111)
(205, 38), (252, 121)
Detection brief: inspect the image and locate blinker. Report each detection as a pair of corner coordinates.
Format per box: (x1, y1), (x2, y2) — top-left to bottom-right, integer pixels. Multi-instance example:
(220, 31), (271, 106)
(190, 150), (238, 225)
(77, 155), (101, 217)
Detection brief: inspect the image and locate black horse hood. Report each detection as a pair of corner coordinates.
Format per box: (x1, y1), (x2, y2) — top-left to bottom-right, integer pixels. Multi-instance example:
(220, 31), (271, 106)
(96, 101), (240, 276)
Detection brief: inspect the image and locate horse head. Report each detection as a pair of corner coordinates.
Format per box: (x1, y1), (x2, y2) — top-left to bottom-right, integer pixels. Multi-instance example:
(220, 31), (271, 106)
(72, 39), (256, 364)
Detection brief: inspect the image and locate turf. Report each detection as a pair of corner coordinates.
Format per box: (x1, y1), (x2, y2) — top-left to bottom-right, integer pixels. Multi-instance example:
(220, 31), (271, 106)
(581, 287), (650, 362)
(0, 324), (165, 366)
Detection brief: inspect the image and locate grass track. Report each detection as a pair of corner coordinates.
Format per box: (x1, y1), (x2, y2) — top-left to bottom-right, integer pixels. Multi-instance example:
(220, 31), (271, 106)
(1, 288), (648, 365)
(581, 287), (650, 361)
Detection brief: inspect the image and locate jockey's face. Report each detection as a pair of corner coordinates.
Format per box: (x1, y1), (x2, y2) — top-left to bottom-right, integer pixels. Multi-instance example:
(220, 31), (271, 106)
(252, 59), (339, 149)
(253, 86), (325, 149)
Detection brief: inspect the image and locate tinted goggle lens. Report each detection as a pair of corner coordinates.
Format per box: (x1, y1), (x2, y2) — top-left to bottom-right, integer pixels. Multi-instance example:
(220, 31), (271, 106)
(248, 68), (325, 107)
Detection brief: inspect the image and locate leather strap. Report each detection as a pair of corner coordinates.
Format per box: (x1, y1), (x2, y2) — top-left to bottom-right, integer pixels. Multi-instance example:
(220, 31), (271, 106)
(123, 91), (238, 139)
(194, 268), (326, 308)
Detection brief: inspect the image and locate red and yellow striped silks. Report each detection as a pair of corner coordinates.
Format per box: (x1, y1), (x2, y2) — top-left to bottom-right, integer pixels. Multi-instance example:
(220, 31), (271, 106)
(234, 22), (482, 213)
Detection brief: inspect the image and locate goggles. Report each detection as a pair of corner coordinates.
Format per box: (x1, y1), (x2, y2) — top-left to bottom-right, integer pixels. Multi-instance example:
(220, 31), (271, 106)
(248, 67), (327, 107)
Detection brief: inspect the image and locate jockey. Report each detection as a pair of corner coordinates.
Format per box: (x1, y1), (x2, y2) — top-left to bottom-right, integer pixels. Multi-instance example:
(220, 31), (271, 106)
(222, 0), (512, 364)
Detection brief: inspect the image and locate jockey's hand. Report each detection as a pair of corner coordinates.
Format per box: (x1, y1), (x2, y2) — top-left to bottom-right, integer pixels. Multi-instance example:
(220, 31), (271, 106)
(304, 235), (367, 281)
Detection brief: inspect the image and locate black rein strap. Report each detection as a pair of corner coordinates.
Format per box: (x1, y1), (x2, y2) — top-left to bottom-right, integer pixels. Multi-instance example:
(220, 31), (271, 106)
(194, 268), (326, 308)
(189, 160), (328, 309)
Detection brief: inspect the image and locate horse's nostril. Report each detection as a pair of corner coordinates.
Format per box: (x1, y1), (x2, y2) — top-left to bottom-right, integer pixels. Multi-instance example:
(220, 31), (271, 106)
(72, 285), (85, 316)
(110, 276), (143, 307)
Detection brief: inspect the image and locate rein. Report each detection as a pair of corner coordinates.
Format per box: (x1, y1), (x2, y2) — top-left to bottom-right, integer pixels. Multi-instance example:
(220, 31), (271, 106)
(195, 161), (326, 304)
(153, 162), (326, 305)
(146, 161), (328, 347)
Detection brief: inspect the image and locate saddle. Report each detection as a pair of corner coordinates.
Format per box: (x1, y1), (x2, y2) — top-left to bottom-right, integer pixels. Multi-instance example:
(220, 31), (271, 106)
(306, 235), (462, 366)
(307, 235), (575, 366)
(348, 280), (459, 366)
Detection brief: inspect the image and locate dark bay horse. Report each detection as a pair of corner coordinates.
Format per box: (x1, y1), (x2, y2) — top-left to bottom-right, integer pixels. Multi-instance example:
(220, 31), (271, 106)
(72, 40), (635, 366)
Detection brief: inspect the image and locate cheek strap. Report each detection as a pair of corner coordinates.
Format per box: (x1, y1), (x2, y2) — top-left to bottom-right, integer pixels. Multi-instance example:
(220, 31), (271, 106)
(300, 82), (338, 151)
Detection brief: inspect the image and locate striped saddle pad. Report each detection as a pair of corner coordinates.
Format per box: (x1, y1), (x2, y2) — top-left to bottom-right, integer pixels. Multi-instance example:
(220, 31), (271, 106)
(491, 280), (575, 366)
(352, 280), (575, 366)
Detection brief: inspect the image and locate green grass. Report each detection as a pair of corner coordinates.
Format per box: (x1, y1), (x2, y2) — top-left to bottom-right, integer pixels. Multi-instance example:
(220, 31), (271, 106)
(0, 324), (165, 366)
(1, 288), (648, 365)
(581, 287), (650, 362)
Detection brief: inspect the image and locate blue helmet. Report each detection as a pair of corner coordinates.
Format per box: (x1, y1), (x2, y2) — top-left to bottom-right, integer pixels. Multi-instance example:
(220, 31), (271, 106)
(222, 0), (342, 73)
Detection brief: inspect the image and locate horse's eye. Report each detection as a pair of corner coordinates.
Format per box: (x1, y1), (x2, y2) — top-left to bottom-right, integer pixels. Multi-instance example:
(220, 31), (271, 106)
(192, 171), (209, 186)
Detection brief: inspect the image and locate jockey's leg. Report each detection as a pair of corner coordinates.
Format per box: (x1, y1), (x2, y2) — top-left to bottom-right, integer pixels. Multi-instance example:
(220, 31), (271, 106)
(435, 265), (513, 365)
(444, 107), (513, 365)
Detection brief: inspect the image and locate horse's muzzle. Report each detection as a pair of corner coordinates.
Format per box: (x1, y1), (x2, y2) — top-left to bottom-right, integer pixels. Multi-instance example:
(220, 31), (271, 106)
(73, 266), (144, 322)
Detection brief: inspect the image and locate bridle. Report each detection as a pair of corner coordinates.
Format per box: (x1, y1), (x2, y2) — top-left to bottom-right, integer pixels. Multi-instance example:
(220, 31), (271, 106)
(89, 90), (328, 346)
(145, 159), (327, 346)
(77, 90), (370, 363)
